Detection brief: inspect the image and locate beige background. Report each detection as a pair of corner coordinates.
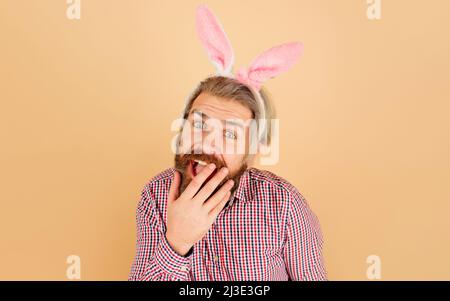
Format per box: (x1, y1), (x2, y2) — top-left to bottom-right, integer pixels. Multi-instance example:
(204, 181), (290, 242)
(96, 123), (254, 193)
(1, 0), (449, 280)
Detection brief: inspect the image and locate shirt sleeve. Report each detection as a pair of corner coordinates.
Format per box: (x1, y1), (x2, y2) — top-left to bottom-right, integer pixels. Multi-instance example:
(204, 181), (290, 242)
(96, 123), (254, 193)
(283, 188), (327, 281)
(128, 184), (193, 281)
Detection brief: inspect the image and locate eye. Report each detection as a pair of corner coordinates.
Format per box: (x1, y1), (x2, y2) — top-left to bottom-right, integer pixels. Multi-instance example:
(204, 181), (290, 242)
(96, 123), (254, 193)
(224, 129), (237, 140)
(193, 120), (206, 130)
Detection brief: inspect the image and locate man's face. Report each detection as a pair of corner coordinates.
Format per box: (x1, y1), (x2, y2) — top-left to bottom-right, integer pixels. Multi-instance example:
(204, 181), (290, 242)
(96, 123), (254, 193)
(174, 92), (254, 195)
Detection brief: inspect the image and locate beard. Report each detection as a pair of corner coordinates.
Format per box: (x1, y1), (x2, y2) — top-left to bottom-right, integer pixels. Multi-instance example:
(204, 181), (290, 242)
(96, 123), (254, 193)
(174, 152), (248, 199)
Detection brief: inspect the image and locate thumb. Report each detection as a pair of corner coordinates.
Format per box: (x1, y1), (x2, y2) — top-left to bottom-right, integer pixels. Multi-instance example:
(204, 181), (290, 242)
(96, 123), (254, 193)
(168, 170), (181, 203)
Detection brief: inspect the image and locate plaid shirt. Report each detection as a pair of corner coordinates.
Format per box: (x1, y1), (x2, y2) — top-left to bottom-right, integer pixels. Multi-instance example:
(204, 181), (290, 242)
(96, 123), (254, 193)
(128, 167), (326, 281)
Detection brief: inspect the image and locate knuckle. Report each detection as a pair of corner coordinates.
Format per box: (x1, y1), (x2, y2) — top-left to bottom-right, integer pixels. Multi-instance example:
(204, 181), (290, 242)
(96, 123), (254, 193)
(220, 182), (232, 192)
(205, 178), (220, 190)
(215, 186), (230, 197)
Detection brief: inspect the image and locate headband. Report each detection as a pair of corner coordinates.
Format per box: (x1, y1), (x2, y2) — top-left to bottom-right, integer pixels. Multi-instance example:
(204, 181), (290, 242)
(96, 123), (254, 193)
(183, 4), (303, 145)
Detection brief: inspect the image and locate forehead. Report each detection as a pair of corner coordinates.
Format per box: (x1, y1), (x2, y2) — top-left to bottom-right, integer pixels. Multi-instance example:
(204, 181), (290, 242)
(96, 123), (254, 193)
(189, 92), (253, 121)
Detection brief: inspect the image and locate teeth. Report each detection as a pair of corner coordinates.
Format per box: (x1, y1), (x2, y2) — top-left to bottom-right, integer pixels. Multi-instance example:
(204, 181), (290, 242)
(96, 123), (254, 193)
(194, 159), (207, 166)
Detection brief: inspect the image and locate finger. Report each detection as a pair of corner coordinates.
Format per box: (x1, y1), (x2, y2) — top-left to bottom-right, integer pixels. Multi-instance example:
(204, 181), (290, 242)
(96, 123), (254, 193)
(208, 190), (231, 219)
(167, 170), (181, 203)
(203, 179), (234, 212)
(193, 167), (229, 203)
(180, 163), (216, 200)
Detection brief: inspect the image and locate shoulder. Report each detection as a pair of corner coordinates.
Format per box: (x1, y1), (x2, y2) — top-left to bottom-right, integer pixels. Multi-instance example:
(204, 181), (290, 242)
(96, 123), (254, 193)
(247, 168), (320, 234)
(249, 168), (322, 237)
(145, 167), (175, 191)
(137, 168), (175, 212)
(248, 167), (308, 207)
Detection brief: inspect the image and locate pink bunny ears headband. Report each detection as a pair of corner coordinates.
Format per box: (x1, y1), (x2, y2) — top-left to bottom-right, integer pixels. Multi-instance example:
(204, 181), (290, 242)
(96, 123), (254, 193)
(196, 4), (303, 91)
(189, 4), (303, 144)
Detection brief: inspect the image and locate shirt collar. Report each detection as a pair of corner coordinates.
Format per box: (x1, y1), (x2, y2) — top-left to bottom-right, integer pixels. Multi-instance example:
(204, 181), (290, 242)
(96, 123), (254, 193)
(227, 167), (254, 208)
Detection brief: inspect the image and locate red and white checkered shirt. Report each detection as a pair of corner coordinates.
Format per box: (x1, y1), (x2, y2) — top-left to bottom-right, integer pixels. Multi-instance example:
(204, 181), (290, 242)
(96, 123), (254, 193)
(128, 167), (327, 281)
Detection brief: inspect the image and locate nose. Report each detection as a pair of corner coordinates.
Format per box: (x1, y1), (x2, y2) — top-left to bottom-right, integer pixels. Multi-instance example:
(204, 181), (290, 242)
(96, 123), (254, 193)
(202, 135), (219, 154)
(201, 143), (218, 155)
(200, 130), (223, 156)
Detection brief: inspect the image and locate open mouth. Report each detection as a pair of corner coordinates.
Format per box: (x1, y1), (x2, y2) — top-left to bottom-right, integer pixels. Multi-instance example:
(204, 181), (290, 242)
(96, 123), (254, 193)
(189, 159), (219, 182)
(191, 159), (207, 177)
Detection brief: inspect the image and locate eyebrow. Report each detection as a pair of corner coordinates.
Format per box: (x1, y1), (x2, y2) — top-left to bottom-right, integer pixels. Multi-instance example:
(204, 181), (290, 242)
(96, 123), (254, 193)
(190, 109), (245, 129)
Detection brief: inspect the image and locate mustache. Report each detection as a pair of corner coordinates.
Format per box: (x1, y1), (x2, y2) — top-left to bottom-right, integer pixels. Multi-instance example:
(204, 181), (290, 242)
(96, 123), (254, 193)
(174, 153), (227, 172)
(174, 152), (248, 197)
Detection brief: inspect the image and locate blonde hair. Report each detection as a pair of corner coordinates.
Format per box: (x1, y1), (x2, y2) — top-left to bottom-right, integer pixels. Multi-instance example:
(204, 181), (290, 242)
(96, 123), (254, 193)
(181, 76), (276, 146)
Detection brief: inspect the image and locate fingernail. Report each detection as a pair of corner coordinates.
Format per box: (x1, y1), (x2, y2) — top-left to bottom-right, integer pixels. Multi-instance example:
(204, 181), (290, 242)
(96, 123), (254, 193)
(228, 180), (234, 186)
(208, 163), (216, 170)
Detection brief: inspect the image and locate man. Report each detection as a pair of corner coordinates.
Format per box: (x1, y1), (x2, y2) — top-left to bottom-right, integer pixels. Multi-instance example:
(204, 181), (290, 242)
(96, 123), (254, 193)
(128, 76), (326, 281)
(128, 5), (326, 281)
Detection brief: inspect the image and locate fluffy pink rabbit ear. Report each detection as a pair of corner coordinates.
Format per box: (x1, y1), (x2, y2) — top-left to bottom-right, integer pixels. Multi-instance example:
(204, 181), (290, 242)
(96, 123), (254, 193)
(196, 4), (234, 75)
(236, 42), (303, 91)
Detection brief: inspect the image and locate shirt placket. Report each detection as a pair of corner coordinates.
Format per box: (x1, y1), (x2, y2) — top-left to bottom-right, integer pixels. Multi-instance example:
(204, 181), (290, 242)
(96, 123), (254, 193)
(209, 204), (233, 280)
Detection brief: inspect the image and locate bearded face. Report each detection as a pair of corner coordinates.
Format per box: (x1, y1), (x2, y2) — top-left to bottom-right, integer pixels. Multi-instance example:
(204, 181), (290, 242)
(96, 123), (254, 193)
(174, 152), (247, 197)
(173, 92), (255, 198)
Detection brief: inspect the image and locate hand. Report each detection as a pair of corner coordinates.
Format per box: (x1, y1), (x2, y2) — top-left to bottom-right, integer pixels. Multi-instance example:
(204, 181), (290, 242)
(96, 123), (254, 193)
(165, 164), (234, 256)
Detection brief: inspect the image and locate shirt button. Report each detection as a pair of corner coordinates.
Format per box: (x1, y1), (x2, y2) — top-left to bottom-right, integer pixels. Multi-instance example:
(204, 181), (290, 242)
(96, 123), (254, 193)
(180, 266), (189, 272)
(213, 255), (219, 263)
